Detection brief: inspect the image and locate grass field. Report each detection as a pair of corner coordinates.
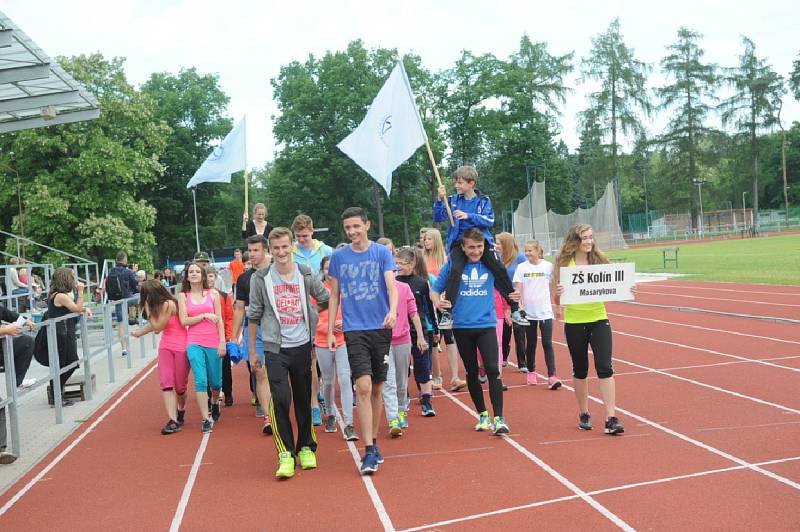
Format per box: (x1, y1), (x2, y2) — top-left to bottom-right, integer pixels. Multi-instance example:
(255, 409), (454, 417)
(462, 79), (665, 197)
(604, 234), (800, 285)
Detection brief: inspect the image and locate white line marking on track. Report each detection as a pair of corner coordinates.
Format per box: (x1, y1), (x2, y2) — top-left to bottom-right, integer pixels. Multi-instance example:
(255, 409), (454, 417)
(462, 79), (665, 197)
(440, 389), (635, 531)
(614, 357), (800, 415)
(542, 370), (800, 491)
(539, 433), (651, 445)
(609, 311), (800, 346)
(388, 446), (495, 460)
(400, 454), (800, 531)
(335, 411), (394, 531)
(697, 421), (800, 432)
(636, 290), (800, 308)
(169, 432), (210, 532)
(0, 363), (157, 517)
(644, 284), (800, 297)
(612, 329), (800, 373)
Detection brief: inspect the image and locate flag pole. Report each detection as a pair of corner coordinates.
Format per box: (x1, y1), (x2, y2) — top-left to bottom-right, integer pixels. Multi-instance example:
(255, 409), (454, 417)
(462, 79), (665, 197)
(424, 140), (455, 226)
(243, 115), (249, 216)
(192, 187), (200, 253)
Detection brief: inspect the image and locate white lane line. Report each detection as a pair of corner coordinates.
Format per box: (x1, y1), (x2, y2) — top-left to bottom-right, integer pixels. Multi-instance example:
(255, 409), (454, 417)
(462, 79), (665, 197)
(636, 290), (800, 308)
(539, 433), (652, 445)
(609, 311), (800, 346)
(583, 356), (800, 381)
(335, 411), (394, 531)
(400, 454), (800, 531)
(697, 421), (800, 432)
(614, 357), (800, 415)
(388, 446), (495, 460)
(440, 389), (635, 531)
(0, 363), (157, 517)
(540, 369), (800, 491)
(169, 432), (210, 532)
(612, 329), (800, 373)
(644, 284), (800, 297)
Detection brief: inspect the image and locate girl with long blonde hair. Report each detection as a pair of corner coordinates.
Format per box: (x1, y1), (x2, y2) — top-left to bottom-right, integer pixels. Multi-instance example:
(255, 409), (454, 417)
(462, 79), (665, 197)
(422, 228), (446, 277)
(552, 224), (623, 435)
(495, 232), (526, 370)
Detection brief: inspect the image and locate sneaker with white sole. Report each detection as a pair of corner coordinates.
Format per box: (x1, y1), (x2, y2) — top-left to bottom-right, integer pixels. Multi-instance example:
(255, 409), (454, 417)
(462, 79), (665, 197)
(548, 375), (562, 390)
(493, 416), (510, 435)
(578, 412), (592, 431)
(511, 309), (530, 326)
(343, 425), (359, 441)
(438, 311), (454, 330)
(526, 373), (537, 385)
(605, 416), (624, 435)
(324, 415), (337, 433)
(475, 411), (491, 431)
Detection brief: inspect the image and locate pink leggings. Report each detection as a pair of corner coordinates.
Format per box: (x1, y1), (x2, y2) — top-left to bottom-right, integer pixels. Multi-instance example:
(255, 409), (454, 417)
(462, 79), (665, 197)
(158, 347), (190, 394)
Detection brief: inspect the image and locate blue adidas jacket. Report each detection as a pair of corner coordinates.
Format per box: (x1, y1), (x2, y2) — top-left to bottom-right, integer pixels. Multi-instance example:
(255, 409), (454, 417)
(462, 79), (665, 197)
(433, 192), (495, 251)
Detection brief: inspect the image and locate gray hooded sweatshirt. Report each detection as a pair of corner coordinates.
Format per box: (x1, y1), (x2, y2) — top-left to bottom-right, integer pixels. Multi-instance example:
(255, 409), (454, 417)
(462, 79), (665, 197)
(247, 263), (329, 354)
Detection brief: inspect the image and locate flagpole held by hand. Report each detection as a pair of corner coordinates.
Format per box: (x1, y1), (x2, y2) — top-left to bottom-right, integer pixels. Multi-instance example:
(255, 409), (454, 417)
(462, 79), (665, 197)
(425, 140), (455, 226)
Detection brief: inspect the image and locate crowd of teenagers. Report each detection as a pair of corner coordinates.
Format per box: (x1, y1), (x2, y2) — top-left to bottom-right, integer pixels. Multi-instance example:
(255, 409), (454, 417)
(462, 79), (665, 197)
(46, 164), (626, 479)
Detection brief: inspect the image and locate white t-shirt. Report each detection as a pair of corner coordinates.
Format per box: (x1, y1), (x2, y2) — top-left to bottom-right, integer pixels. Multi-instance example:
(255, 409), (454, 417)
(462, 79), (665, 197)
(513, 260), (554, 320)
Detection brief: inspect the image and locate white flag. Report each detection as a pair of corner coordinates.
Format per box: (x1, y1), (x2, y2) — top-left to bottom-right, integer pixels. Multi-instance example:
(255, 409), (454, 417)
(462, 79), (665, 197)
(337, 62), (427, 195)
(187, 117), (247, 188)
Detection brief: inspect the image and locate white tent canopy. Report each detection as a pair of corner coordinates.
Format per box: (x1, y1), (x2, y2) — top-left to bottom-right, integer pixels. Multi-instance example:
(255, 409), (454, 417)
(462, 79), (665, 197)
(0, 10), (100, 134)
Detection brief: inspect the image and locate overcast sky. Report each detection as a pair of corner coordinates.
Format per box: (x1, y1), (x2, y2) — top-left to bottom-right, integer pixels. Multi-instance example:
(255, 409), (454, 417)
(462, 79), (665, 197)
(4, 0), (799, 168)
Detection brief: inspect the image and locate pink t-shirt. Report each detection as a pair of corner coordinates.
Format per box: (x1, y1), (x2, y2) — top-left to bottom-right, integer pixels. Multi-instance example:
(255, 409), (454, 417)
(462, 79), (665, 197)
(392, 281), (418, 346)
(160, 311), (187, 351)
(185, 290), (219, 348)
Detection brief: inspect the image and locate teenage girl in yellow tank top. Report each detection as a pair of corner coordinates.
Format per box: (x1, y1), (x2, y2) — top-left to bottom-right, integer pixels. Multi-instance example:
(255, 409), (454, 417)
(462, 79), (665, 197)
(552, 224), (624, 435)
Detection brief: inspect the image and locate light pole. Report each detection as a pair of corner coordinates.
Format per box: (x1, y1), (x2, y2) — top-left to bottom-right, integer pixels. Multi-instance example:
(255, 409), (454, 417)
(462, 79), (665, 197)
(742, 191), (748, 230)
(693, 178), (706, 237)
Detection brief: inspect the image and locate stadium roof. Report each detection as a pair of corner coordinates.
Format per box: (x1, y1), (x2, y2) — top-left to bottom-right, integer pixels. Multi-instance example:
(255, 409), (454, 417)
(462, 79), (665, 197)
(0, 10), (100, 134)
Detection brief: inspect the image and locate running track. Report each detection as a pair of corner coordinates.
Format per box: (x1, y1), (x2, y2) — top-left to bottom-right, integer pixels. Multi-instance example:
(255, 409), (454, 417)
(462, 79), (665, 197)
(1, 280), (799, 530)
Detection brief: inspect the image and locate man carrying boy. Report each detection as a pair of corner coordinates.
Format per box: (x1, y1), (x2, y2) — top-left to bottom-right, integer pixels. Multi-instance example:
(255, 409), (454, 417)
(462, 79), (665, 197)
(432, 228), (518, 435)
(248, 228), (329, 479)
(433, 165), (528, 328)
(327, 207), (398, 474)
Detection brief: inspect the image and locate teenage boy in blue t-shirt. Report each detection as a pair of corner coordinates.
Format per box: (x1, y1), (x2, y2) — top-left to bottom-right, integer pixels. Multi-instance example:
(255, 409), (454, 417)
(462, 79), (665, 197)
(432, 228), (519, 435)
(327, 207), (398, 474)
(433, 165), (528, 329)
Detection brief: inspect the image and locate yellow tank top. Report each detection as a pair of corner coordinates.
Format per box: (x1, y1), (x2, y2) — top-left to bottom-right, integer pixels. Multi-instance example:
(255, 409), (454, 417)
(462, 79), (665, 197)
(564, 258), (608, 324)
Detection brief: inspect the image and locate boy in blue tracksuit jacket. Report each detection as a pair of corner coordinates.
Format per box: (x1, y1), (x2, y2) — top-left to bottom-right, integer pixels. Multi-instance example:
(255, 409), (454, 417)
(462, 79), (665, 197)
(433, 165), (527, 327)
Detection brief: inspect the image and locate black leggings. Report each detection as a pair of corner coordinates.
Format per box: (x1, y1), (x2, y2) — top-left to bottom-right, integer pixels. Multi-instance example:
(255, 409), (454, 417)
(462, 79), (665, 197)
(564, 320), (613, 379)
(501, 322), (526, 365)
(524, 319), (556, 376)
(453, 328), (503, 417)
(445, 241), (518, 312)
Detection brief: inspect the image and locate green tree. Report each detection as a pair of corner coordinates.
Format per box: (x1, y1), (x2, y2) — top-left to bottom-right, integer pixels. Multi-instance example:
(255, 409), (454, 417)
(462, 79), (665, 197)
(580, 18), (651, 180)
(719, 37), (785, 227)
(140, 68), (234, 261)
(657, 27), (718, 229)
(0, 53), (168, 271)
(789, 50), (800, 101)
(268, 41), (441, 243)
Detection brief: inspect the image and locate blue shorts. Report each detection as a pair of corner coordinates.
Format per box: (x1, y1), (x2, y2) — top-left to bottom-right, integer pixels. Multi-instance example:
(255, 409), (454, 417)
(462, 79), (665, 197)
(187, 344), (223, 391)
(241, 320), (265, 363)
(114, 299), (137, 323)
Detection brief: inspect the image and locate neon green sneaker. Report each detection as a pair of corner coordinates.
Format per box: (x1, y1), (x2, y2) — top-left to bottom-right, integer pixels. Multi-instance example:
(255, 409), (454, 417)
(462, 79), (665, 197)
(398, 409), (409, 429)
(475, 411), (491, 432)
(493, 416), (510, 435)
(275, 451), (295, 479)
(297, 446), (317, 470)
(388, 418), (403, 437)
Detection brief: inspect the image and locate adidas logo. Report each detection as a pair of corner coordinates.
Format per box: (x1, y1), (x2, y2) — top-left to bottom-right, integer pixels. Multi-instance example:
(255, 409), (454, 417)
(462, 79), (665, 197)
(461, 268), (489, 289)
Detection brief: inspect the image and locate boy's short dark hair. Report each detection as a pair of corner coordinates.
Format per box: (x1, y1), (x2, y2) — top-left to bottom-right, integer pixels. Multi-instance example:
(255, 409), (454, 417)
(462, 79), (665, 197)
(462, 227), (484, 242)
(453, 165), (478, 182)
(268, 226), (294, 243)
(341, 207), (368, 222)
(246, 234), (267, 247)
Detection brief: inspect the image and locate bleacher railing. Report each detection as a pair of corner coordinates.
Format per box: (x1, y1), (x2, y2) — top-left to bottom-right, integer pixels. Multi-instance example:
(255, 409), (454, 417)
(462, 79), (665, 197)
(1, 293), (157, 458)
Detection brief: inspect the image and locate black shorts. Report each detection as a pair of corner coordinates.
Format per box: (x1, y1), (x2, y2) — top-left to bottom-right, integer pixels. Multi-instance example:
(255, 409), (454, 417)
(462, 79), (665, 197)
(344, 329), (391, 382)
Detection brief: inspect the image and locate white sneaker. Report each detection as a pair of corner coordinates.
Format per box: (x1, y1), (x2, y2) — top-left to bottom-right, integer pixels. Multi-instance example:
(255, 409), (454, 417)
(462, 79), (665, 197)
(17, 378), (36, 391)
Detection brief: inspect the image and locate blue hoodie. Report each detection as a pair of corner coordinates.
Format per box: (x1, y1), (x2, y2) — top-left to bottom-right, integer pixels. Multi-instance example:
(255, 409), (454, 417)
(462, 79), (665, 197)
(433, 192), (495, 251)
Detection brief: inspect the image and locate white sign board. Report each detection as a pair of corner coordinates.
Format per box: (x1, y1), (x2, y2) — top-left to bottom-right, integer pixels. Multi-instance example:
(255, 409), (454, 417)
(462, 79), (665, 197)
(559, 263), (635, 305)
